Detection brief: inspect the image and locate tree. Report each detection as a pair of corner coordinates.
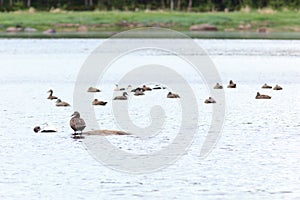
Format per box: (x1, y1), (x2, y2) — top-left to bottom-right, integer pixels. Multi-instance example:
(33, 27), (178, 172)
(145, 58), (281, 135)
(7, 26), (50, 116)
(187, 0), (192, 12)
(177, 0), (181, 10)
(170, 0), (174, 11)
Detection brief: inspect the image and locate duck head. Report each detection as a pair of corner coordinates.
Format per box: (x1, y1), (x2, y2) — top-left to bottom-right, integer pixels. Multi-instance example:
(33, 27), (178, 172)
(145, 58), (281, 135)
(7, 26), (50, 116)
(33, 126), (41, 133)
(71, 111), (80, 118)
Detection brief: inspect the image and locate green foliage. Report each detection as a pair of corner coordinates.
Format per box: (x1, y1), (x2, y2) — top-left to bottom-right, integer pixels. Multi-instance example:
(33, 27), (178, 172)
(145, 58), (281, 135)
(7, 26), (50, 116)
(0, 10), (299, 33)
(0, 0), (299, 11)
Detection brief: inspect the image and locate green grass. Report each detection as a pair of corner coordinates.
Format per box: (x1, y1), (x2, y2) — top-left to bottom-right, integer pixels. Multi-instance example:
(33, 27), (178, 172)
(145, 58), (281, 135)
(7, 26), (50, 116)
(0, 10), (300, 38)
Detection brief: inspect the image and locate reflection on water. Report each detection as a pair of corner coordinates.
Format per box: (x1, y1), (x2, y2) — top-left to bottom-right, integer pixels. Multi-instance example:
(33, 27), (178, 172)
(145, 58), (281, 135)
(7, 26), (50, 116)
(0, 39), (299, 199)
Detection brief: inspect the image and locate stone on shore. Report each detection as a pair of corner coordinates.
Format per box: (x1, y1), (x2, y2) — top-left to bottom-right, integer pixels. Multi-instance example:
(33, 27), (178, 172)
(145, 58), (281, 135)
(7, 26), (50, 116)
(189, 24), (218, 31)
(6, 27), (22, 33)
(43, 28), (56, 34)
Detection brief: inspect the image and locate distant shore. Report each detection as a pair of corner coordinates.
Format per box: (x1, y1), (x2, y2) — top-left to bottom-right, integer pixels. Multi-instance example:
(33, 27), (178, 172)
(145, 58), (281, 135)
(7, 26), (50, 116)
(1, 10), (300, 39)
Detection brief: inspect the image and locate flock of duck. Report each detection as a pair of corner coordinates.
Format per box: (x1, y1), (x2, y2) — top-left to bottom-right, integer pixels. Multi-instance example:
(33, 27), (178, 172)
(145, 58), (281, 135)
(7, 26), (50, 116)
(210, 80), (283, 102)
(34, 80), (283, 138)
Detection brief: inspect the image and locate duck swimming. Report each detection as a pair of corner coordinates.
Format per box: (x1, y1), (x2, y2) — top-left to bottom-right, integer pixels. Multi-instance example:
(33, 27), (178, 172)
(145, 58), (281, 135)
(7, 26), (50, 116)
(227, 80), (236, 88)
(92, 99), (107, 106)
(153, 84), (166, 90)
(273, 84), (283, 90)
(143, 85), (152, 91)
(113, 92), (128, 100)
(87, 87), (101, 92)
(262, 83), (272, 89)
(167, 92), (180, 98)
(33, 124), (57, 133)
(204, 97), (216, 103)
(33, 126), (41, 133)
(56, 99), (70, 107)
(214, 83), (223, 89)
(70, 111), (86, 137)
(131, 87), (145, 93)
(114, 84), (125, 91)
(47, 89), (58, 100)
(256, 92), (271, 99)
(134, 89), (145, 96)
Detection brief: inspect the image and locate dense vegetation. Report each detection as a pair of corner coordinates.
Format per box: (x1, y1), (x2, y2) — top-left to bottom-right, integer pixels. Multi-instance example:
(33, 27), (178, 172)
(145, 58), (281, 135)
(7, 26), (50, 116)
(1, 10), (300, 32)
(0, 0), (299, 12)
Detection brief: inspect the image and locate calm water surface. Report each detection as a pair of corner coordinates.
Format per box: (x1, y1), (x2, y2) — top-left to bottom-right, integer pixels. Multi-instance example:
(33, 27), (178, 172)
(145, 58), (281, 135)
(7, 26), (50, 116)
(0, 39), (300, 199)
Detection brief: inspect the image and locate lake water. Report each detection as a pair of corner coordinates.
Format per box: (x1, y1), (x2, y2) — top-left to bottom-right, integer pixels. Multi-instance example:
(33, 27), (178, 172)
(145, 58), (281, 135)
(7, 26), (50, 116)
(0, 39), (300, 199)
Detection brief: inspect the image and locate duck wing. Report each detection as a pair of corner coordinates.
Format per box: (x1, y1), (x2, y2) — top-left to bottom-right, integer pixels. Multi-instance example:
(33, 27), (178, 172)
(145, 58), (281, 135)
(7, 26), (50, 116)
(70, 118), (86, 131)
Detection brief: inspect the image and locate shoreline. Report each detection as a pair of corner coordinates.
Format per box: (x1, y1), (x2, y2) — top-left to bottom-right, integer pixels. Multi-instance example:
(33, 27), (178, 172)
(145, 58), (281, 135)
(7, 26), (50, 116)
(1, 11), (300, 39)
(1, 31), (300, 39)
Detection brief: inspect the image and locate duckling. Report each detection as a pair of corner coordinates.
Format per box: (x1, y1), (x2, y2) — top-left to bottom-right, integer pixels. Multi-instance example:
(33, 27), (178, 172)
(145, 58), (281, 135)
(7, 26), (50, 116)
(70, 111), (86, 137)
(113, 92), (128, 100)
(167, 92), (180, 98)
(204, 97), (216, 104)
(273, 84), (283, 90)
(213, 83), (223, 89)
(261, 83), (272, 89)
(56, 99), (70, 107)
(92, 99), (107, 106)
(87, 87), (101, 92)
(227, 80), (236, 88)
(256, 92), (271, 99)
(47, 89), (58, 100)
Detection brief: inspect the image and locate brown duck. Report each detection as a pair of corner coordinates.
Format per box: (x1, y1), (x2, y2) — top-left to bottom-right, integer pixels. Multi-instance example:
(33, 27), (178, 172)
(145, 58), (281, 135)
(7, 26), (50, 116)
(47, 89), (58, 100)
(56, 99), (70, 107)
(273, 84), (283, 90)
(113, 92), (128, 100)
(214, 83), (223, 89)
(143, 85), (152, 91)
(70, 111), (86, 136)
(227, 80), (236, 88)
(87, 87), (101, 92)
(92, 99), (107, 106)
(204, 97), (216, 103)
(167, 92), (180, 98)
(261, 83), (272, 89)
(256, 92), (271, 99)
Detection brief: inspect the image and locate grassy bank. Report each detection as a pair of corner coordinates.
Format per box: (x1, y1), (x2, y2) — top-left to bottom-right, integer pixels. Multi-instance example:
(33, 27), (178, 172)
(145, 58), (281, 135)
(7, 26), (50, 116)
(0, 10), (300, 38)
